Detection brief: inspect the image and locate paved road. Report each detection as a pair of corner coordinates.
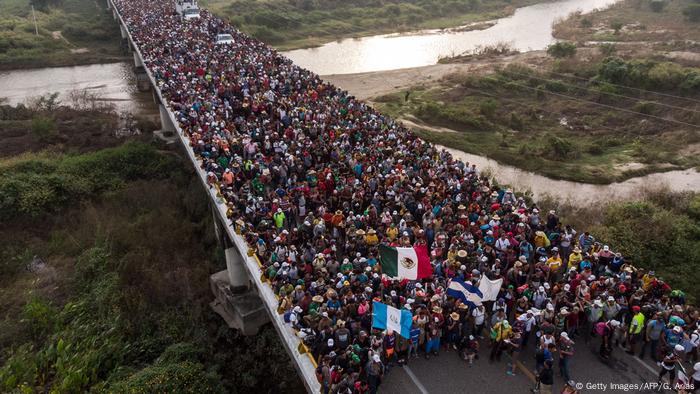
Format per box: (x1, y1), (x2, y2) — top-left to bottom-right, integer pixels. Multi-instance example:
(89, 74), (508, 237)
(379, 336), (691, 394)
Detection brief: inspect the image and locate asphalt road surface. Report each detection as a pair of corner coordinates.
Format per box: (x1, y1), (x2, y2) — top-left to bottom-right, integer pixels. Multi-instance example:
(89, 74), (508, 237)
(379, 336), (692, 394)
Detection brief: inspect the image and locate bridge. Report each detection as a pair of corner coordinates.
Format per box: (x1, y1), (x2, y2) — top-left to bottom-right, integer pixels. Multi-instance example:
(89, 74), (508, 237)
(107, 0), (320, 392)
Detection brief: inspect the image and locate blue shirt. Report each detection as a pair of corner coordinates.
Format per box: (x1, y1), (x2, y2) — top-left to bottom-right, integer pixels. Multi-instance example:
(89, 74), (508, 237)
(410, 328), (421, 345)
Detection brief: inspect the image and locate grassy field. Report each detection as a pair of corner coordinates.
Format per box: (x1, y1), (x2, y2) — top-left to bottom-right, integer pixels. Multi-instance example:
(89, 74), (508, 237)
(373, 57), (700, 184)
(553, 0), (700, 46)
(0, 102), (303, 393)
(203, 0), (551, 50)
(0, 0), (124, 70)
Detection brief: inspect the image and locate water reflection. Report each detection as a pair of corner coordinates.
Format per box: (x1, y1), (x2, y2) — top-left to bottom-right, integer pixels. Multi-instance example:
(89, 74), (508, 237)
(284, 0), (620, 75)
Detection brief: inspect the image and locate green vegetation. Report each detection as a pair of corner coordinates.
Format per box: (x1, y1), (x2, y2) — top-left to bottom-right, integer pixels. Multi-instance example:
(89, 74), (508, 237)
(546, 42), (577, 59)
(553, 0), (700, 44)
(0, 0), (124, 69)
(597, 57), (700, 91)
(374, 61), (700, 183)
(203, 0), (549, 50)
(0, 103), (303, 393)
(594, 191), (700, 302)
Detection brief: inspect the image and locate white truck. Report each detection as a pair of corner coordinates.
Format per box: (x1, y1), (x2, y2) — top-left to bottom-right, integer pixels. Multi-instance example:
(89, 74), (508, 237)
(175, 0), (200, 20)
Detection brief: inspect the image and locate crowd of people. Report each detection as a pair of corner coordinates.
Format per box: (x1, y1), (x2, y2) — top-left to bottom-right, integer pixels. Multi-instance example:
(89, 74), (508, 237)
(114, 0), (700, 393)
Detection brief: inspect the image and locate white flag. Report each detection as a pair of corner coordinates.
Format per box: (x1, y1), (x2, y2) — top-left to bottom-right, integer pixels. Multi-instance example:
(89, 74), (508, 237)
(478, 276), (504, 302)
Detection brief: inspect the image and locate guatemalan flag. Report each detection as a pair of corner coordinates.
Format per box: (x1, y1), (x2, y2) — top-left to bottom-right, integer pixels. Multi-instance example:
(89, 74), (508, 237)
(447, 277), (484, 308)
(372, 301), (413, 339)
(379, 244), (432, 280)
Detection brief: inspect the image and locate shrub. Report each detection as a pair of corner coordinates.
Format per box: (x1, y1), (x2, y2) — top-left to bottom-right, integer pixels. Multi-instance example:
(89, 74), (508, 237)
(31, 115), (56, 137)
(634, 101), (655, 115)
(610, 21), (624, 34)
(509, 113), (524, 131)
(479, 98), (498, 118)
(109, 361), (224, 393)
(649, 0), (666, 12)
(598, 43), (616, 56)
(580, 17), (593, 28)
(546, 42), (577, 58)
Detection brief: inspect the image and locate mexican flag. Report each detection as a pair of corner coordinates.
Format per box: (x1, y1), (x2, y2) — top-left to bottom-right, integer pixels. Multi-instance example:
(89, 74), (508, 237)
(379, 244), (432, 280)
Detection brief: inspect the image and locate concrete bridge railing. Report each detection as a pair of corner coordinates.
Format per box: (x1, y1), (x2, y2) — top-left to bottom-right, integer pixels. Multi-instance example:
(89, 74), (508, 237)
(107, 1), (321, 391)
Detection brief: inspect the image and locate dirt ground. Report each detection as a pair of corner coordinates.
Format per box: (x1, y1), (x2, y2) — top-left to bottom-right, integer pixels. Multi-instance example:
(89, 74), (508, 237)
(323, 51), (548, 100)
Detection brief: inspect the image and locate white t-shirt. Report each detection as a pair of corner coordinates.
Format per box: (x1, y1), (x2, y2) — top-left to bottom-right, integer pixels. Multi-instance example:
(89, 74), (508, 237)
(472, 308), (485, 325)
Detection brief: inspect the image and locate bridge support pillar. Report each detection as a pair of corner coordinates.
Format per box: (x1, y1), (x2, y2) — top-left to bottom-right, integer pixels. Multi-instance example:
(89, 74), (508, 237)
(106, 0), (111, 10)
(209, 208), (268, 336)
(133, 52), (143, 68)
(113, 8), (117, 20)
(159, 104), (176, 132)
(120, 25), (128, 39)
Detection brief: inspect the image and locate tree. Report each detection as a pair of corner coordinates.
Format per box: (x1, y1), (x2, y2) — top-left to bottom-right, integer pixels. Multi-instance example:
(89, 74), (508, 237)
(546, 42), (577, 58)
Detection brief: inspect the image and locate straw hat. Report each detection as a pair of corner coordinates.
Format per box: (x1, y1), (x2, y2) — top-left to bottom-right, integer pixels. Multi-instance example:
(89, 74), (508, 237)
(312, 295), (324, 303)
(367, 228), (376, 234)
(457, 250), (468, 258)
(432, 306), (443, 314)
(355, 229), (366, 236)
(450, 312), (460, 321)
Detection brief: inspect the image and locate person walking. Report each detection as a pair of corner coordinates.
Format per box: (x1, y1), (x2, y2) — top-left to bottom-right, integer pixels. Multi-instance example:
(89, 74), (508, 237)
(558, 332), (575, 382)
(627, 306), (645, 355)
(656, 344), (684, 391)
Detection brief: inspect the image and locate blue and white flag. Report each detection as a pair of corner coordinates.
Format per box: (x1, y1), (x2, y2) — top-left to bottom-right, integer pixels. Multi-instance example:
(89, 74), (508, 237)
(447, 278), (484, 308)
(372, 301), (412, 339)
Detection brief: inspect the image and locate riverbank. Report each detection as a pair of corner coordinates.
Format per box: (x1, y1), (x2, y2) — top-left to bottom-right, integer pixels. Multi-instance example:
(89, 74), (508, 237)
(552, 0), (700, 45)
(326, 46), (700, 186)
(0, 0), (125, 70)
(204, 0), (551, 51)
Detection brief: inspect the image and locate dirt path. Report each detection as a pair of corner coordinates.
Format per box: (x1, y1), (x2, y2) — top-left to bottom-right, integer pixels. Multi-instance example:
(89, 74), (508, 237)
(323, 51), (546, 100)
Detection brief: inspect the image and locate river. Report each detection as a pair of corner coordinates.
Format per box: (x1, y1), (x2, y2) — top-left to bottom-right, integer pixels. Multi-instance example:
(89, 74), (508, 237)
(442, 147), (700, 205)
(283, 0), (620, 75)
(1, 0), (698, 205)
(0, 62), (153, 114)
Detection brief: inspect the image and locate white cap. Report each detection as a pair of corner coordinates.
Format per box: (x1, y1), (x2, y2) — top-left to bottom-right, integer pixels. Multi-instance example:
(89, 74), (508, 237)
(674, 326), (683, 333)
(560, 332), (569, 339)
(372, 354), (381, 362)
(328, 338), (334, 346)
(675, 344), (685, 352)
(610, 320), (620, 327)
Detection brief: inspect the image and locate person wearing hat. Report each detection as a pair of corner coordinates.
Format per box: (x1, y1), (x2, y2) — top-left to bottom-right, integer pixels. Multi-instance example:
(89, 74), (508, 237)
(657, 344), (685, 388)
(626, 305), (645, 355)
(446, 312), (461, 351)
(425, 314), (443, 359)
(365, 228), (378, 246)
(366, 353), (385, 394)
(559, 332), (575, 382)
